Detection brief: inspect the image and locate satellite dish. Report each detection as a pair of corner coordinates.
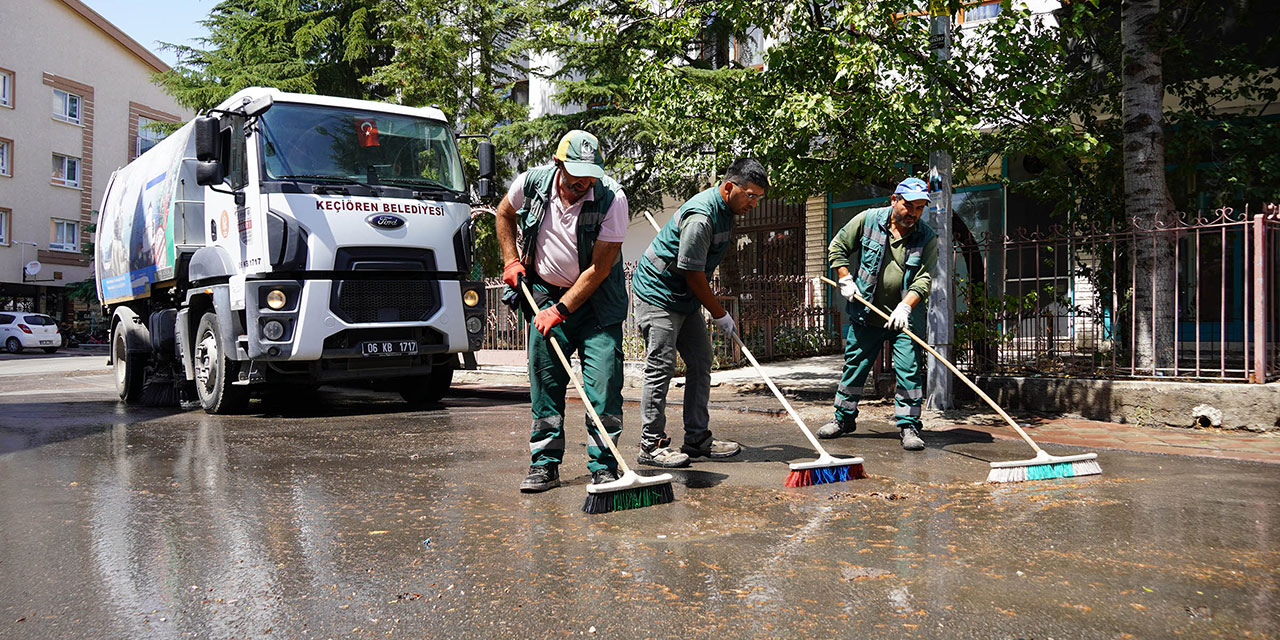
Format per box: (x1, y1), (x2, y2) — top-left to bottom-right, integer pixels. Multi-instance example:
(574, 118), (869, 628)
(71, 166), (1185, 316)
(24, 261), (41, 276)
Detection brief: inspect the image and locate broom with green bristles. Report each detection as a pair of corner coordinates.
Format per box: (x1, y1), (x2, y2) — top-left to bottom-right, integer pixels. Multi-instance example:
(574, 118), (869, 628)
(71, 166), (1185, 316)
(640, 212), (865, 487)
(518, 281), (675, 513)
(818, 275), (1101, 482)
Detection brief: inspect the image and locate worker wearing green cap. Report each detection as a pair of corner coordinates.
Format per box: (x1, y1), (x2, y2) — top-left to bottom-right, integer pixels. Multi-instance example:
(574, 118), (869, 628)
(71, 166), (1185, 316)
(496, 130), (630, 492)
(822, 177), (939, 451)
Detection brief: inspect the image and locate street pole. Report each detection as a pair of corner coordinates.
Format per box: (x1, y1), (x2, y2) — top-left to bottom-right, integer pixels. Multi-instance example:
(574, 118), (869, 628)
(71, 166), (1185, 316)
(926, 2), (955, 410)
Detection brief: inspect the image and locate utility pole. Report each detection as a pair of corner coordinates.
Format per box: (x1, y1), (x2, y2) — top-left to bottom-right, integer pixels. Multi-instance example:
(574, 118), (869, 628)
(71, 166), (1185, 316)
(926, 1), (955, 410)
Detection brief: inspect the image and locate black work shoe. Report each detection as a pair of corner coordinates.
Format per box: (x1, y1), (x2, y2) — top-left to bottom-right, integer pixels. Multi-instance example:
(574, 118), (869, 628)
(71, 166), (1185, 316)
(681, 439), (742, 459)
(816, 419), (857, 439)
(591, 468), (620, 485)
(900, 427), (925, 451)
(519, 465), (560, 493)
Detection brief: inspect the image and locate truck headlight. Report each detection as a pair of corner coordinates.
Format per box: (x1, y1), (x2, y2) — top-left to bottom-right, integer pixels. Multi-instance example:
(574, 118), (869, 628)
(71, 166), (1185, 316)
(466, 316), (483, 334)
(266, 289), (287, 310)
(463, 289), (480, 307)
(263, 320), (285, 341)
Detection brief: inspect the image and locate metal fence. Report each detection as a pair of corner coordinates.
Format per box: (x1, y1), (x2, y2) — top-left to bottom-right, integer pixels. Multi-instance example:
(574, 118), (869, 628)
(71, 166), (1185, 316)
(951, 205), (1279, 382)
(478, 205), (1277, 383)
(482, 263), (843, 369)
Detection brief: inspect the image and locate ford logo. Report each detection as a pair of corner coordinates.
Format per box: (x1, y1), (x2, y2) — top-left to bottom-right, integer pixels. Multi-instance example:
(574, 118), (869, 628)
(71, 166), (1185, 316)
(366, 213), (406, 230)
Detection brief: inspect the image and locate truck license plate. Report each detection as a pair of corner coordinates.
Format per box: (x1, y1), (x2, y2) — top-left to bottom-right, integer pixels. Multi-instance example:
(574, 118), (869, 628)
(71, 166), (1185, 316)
(361, 340), (418, 357)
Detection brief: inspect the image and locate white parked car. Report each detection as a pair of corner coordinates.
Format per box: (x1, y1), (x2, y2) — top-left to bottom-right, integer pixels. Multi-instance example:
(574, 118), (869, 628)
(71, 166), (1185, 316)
(0, 312), (62, 354)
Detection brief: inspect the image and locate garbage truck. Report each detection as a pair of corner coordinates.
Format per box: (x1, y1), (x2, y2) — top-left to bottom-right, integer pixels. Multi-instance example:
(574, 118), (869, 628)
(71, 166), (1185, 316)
(96, 88), (493, 413)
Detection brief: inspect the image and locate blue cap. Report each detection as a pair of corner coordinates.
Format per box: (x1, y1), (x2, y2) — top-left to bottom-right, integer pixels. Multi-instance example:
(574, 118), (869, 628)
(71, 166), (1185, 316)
(894, 177), (931, 202)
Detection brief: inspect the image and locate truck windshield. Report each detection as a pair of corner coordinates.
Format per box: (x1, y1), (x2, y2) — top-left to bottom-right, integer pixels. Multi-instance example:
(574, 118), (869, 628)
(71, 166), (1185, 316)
(258, 102), (466, 192)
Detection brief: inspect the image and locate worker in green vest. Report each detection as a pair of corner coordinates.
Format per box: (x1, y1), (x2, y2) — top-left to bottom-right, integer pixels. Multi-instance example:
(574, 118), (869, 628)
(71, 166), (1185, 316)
(495, 130), (630, 493)
(821, 177), (939, 451)
(631, 159), (769, 468)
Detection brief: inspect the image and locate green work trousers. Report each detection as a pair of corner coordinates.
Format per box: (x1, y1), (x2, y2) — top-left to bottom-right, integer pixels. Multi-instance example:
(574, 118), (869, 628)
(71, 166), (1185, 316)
(833, 321), (926, 430)
(526, 286), (624, 473)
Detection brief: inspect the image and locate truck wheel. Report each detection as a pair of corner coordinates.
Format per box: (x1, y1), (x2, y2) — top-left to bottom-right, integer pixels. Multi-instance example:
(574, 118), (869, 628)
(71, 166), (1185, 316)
(112, 326), (144, 403)
(5, 337), (22, 354)
(194, 312), (249, 414)
(399, 361), (454, 407)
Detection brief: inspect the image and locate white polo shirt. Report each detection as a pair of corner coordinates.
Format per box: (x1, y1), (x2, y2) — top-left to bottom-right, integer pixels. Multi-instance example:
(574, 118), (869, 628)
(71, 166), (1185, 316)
(507, 170), (629, 288)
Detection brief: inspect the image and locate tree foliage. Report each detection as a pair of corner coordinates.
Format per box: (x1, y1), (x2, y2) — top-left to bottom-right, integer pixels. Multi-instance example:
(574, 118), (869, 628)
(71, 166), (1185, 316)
(157, 0), (394, 111)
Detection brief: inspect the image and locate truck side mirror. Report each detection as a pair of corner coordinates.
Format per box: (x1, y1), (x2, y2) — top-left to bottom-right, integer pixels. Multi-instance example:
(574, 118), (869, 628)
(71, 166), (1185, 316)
(194, 116), (221, 162)
(195, 161), (226, 186)
(477, 141), (495, 178)
(476, 178), (492, 200)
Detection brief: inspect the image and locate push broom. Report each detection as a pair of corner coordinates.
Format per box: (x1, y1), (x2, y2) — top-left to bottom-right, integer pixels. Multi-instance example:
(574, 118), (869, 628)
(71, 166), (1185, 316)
(818, 275), (1101, 482)
(641, 212), (865, 487)
(518, 281), (675, 513)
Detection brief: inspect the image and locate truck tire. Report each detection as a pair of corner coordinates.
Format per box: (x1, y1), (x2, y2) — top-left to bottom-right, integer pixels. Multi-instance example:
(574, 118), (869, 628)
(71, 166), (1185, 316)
(112, 325), (145, 403)
(194, 312), (249, 414)
(398, 361), (454, 407)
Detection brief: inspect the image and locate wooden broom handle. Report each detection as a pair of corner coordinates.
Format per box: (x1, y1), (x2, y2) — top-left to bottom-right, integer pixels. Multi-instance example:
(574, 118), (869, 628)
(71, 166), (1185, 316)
(819, 275), (1043, 453)
(519, 281), (636, 474)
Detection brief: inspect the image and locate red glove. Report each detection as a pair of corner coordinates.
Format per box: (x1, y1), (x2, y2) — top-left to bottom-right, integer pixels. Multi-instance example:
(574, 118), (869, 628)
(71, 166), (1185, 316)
(503, 258), (526, 289)
(533, 303), (569, 336)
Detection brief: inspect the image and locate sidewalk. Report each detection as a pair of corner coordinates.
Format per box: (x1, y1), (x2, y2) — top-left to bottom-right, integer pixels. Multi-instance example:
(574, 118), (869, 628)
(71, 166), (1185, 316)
(464, 350), (1280, 466)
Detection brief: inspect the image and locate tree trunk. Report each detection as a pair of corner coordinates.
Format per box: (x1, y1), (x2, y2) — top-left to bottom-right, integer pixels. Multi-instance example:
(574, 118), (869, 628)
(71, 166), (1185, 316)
(1122, 0), (1176, 374)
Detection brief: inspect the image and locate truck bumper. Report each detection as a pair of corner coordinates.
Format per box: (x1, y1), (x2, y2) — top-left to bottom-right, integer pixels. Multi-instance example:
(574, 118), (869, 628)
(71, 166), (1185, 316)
(244, 278), (486, 366)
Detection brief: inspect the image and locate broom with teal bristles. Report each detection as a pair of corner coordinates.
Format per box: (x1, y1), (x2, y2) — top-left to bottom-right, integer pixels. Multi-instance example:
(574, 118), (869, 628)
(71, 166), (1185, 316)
(818, 275), (1101, 482)
(518, 282), (675, 513)
(639, 213), (865, 487)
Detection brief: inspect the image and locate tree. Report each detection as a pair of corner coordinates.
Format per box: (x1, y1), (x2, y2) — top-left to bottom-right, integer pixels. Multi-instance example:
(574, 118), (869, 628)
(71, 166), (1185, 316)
(157, 0), (394, 111)
(1121, 0), (1176, 372)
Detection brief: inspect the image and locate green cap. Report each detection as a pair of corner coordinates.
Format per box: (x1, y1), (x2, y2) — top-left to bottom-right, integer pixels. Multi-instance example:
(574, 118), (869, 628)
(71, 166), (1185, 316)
(554, 130), (605, 178)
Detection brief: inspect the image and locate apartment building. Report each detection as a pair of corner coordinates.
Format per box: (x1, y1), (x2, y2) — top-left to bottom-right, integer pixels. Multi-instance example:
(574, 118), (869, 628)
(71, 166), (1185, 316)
(0, 0), (190, 327)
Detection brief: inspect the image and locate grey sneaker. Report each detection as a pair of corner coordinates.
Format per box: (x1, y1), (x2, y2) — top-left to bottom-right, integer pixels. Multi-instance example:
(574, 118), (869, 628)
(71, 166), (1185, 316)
(637, 446), (691, 468)
(519, 465), (560, 492)
(816, 419), (857, 439)
(682, 439), (742, 459)
(591, 468), (620, 484)
(900, 427), (925, 451)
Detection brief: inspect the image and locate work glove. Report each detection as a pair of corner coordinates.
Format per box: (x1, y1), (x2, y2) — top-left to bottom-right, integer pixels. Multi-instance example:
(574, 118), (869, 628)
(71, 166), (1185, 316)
(838, 275), (859, 302)
(502, 258), (526, 289)
(712, 312), (737, 337)
(886, 301), (912, 332)
(533, 302), (569, 336)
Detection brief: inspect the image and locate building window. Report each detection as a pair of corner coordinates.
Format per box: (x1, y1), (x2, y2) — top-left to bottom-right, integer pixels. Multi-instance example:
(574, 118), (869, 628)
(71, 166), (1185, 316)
(51, 219), (78, 252)
(0, 208), (9, 245)
(0, 138), (10, 177)
(0, 69), (13, 108)
(52, 154), (80, 188)
(960, 1), (1002, 23)
(52, 89), (81, 124)
(136, 116), (166, 156)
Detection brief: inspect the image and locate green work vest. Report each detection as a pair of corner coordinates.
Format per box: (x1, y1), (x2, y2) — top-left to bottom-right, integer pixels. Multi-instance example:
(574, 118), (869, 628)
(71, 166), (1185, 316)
(848, 206), (936, 326)
(632, 186), (735, 314)
(511, 165), (628, 327)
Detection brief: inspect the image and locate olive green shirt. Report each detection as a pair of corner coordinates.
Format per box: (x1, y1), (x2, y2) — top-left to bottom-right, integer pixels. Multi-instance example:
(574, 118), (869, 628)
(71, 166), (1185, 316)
(828, 209), (938, 326)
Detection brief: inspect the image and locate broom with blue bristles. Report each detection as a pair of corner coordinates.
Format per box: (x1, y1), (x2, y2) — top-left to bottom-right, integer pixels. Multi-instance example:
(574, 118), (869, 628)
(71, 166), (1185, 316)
(639, 213), (865, 487)
(819, 275), (1101, 483)
(518, 281), (675, 513)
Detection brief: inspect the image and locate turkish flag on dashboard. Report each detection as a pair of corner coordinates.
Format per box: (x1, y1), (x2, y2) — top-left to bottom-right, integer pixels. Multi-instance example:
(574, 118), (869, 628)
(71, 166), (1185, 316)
(355, 118), (380, 147)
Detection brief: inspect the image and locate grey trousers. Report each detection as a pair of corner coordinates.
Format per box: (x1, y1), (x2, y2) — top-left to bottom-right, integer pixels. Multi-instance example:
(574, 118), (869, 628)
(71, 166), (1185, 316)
(635, 297), (713, 450)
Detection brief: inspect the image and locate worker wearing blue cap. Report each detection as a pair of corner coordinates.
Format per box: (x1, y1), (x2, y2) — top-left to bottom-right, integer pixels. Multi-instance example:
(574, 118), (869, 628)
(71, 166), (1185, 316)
(820, 177), (939, 451)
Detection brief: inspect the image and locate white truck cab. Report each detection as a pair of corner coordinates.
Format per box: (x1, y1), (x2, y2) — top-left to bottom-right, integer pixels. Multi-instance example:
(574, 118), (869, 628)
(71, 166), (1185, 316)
(96, 88), (494, 413)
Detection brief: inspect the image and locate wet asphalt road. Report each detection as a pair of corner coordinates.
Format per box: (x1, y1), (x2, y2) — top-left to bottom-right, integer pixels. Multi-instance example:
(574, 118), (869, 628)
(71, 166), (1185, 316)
(1, 353), (1277, 639)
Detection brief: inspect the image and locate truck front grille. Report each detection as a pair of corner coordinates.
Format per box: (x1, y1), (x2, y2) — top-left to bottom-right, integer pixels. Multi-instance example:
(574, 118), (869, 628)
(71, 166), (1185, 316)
(331, 280), (440, 323)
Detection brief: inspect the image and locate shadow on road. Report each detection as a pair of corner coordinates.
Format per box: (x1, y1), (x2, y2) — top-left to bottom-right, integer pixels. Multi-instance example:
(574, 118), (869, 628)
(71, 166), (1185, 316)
(0, 400), (183, 455)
